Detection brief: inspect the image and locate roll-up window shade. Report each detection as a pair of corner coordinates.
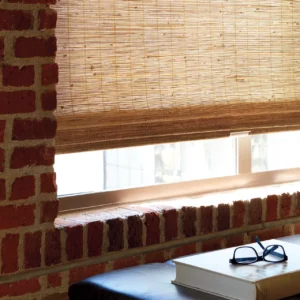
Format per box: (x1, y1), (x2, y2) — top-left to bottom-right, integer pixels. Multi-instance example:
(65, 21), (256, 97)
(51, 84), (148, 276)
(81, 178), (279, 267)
(55, 0), (300, 153)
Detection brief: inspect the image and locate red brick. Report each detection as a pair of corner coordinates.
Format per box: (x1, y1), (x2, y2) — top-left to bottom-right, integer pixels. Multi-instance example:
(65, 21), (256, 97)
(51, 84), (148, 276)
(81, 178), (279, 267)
(2, 65), (34, 87)
(41, 90), (57, 111)
(283, 224), (293, 237)
(0, 10), (33, 30)
(0, 179), (5, 200)
(41, 200), (59, 223)
(45, 229), (61, 266)
(295, 192), (300, 216)
(39, 9), (57, 30)
(0, 148), (3, 172)
(281, 193), (292, 218)
(112, 256), (141, 271)
(181, 206), (196, 238)
(163, 208), (178, 241)
(0, 120), (5, 143)
(66, 225), (83, 261)
(13, 118), (57, 141)
(0, 38), (4, 58)
(0, 91), (36, 114)
(128, 215), (143, 248)
(202, 238), (223, 252)
(144, 250), (165, 264)
(145, 211), (160, 246)
(172, 243), (197, 259)
(107, 218), (124, 252)
(1, 233), (19, 274)
(200, 206), (213, 234)
(232, 200), (246, 228)
(294, 222), (300, 234)
(10, 146), (55, 169)
(10, 175), (35, 200)
(217, 203), (230, 231)
(69, 264), (105, 284)
(87, 221), (103, 257)
(248, 198), (262, 225)
(249, 226), (283, 242)
(225, 234), (244, 248)
(0, 204), (35, 229)
(47, 273), (61, 288)
(42, 63), (58, 85)
(15, 37), (56, 58)
(266, 195), (278, 222)
(41, 172), (57, 193)
(24, 231), (42, 269)
(0, 278), (40, 297)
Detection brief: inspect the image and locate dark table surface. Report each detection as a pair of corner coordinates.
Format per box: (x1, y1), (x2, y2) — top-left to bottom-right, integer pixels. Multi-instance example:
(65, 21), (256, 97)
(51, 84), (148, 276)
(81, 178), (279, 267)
(69, 235), (300, 300)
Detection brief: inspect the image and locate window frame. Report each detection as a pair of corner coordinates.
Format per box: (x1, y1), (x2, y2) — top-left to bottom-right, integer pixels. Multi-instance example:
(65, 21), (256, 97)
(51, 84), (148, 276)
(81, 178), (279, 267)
(58, 134), (300, 212)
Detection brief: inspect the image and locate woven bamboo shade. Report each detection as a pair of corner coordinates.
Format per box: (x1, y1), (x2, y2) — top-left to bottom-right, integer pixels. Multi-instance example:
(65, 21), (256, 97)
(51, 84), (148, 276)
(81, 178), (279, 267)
(55, 0), (300, 153)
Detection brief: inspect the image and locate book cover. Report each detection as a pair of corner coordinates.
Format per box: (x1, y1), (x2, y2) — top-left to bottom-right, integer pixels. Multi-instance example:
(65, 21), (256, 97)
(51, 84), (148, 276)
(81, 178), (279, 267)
(173, 239), (300, 300)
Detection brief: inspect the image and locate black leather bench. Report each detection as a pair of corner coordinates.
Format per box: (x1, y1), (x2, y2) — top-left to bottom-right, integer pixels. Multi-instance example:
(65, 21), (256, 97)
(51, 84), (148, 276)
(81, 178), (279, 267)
(69, 235), (300, 300)
(68, 262), (220, 300)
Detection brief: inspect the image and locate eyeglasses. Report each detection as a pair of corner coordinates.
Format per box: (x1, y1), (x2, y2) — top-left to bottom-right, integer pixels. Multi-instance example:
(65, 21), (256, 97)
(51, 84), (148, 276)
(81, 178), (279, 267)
(229, 236), (288, 265)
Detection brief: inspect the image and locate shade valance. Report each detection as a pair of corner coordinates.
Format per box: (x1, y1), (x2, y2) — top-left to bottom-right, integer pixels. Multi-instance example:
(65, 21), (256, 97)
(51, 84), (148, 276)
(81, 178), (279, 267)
(55, 0), (300, 153)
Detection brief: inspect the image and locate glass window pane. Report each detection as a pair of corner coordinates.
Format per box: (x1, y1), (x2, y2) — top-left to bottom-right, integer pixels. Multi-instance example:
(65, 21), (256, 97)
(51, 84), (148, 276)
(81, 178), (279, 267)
(54, 151), (104, 196)
(252, 130), (300, 172)
(179, 138), (237, 182)
(55, 136), (237, 196)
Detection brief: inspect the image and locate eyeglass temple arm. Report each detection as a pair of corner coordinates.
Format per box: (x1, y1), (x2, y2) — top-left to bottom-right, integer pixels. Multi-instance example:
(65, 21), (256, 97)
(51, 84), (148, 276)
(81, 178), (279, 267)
(264, 245), (278, 256)
(255, 236), (265, 250)
(255, 237), (285, 259)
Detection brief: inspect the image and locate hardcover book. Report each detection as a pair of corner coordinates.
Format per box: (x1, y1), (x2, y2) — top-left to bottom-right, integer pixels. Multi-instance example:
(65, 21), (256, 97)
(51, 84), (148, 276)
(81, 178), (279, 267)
(173, 239), (300, 300)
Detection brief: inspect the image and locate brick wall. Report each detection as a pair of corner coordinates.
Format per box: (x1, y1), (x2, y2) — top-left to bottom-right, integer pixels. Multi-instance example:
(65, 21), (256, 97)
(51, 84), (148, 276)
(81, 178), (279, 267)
(1, 1), (300, 299)
(0, 0), (59, 298)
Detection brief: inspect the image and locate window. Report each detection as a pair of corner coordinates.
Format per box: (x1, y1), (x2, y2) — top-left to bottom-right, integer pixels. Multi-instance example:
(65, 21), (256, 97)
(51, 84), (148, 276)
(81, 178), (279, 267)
(55, 130), (300, 211)
(55, 136), (237, 196)
(252, 131), (300, 172)
(54, 0), (300, 211)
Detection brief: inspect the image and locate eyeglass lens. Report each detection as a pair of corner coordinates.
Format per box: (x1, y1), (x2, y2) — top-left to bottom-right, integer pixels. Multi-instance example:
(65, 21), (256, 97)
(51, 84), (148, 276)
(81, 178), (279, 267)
(235, 247), (257, 264)
(264, 245), (285, 262)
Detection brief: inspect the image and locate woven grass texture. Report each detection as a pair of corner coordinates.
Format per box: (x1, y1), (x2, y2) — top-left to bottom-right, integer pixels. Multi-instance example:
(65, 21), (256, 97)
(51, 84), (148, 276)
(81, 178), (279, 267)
(55, 0), (300, 152)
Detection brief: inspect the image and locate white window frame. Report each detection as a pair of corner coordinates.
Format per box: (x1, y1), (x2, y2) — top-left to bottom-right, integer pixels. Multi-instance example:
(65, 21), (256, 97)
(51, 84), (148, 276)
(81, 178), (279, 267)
(58, 133), (300, 212)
